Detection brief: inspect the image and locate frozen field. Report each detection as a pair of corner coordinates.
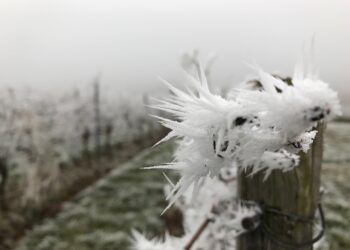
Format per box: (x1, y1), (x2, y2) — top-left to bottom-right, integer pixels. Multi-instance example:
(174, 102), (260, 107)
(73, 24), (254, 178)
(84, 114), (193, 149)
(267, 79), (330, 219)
(321, 122), (350, 249)
(15, 122), (350, 250)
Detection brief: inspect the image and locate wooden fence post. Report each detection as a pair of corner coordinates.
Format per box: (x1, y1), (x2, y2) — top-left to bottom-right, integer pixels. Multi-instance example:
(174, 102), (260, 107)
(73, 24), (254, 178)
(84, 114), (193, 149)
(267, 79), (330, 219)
(0, 157), (8, 211)
(93, 77), (101, 158)
(237, 124), (323, 250)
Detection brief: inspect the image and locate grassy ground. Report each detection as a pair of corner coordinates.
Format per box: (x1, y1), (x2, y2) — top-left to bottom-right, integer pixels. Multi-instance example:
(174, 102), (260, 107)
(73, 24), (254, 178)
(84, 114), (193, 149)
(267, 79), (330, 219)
(15, 142), (176, 250)
(14, 123), (350, 250)
(321, 122), (350, 250)
(0, 129), (167, 250)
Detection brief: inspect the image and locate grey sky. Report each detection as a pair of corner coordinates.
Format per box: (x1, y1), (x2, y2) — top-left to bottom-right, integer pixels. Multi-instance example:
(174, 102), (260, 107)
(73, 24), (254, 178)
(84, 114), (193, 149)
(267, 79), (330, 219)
(0, 0), (349, 112)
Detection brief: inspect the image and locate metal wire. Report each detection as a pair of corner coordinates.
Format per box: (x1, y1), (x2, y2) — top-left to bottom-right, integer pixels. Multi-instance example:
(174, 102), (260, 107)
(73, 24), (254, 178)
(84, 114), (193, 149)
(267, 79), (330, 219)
(259, 203), (325, 249)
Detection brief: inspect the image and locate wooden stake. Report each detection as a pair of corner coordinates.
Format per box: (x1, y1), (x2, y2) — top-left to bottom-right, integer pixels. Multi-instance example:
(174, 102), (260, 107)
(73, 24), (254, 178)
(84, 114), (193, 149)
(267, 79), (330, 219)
(93, 77), (101, 157)
(237, 124), (323, 250)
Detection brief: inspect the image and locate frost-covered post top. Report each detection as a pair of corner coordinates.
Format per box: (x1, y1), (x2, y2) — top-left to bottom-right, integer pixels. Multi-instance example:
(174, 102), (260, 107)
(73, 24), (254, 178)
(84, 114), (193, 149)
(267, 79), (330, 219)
(149, 59), (341, 209)
(133, 52), (341, 250)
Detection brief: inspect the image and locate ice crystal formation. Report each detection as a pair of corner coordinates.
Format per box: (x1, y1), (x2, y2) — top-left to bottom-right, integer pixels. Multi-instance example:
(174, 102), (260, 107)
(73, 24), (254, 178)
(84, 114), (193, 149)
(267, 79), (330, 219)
(135, 52), (341, 249)
(149, 59), (341, 209)
(132, 167), (261, 250)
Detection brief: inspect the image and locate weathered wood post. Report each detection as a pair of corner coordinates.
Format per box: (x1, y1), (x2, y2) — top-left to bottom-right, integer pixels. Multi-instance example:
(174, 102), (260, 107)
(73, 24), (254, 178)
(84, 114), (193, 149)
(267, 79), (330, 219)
(237, 124), (323, 250)
(0, 157), (8, 211)
(81, 127), (91, 157)
(104, 123), (113, 156)
(93, 77), (101, 158)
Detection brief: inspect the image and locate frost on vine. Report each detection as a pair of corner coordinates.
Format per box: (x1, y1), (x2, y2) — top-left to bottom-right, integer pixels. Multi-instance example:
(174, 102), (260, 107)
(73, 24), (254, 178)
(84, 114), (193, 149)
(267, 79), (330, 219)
(147, 59), (341, 210)
(133, 49), (341, 249)
(132, 168), (262, 250)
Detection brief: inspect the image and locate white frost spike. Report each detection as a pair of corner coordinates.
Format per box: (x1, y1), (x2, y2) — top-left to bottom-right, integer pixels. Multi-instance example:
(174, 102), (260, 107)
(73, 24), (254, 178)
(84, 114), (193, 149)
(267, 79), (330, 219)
(131, 230), (181, 250)
(150, 58), (341, 210)
(248, 64), (281, 96)
(286, 131), (318, 154)
(257, 150), (300, 181)
(292, 40), (341, 120)
(294, 38), (318, 81)
(212, 201), (261, 238)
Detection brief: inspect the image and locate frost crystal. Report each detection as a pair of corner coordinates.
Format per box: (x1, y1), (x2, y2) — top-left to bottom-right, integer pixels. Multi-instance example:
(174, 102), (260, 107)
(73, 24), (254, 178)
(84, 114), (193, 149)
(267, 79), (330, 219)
(132, 170), (261, 250)
(149, 60), (341, 208)
(131, 231), (182, 250)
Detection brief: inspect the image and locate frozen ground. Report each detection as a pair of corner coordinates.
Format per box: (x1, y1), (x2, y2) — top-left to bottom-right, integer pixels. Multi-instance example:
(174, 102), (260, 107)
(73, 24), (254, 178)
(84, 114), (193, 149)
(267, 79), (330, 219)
(15, 142), (176, 250)
(15, 122), (350, 250)
(321, 122), (350, 250)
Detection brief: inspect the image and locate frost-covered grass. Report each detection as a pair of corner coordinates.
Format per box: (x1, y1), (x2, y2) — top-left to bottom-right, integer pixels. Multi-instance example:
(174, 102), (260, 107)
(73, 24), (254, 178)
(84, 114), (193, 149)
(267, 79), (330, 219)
(323, 122), (350, 162)
(321, 163), (350, 250)
(320, 122), (350, 250)
(15, 142), (176, 250)
(15, 123), (349, 250)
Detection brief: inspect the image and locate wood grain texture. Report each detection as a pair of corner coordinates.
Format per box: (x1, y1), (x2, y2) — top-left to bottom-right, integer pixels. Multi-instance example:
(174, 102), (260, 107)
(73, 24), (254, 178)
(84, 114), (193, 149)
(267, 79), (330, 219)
(237, 124), (323, 250)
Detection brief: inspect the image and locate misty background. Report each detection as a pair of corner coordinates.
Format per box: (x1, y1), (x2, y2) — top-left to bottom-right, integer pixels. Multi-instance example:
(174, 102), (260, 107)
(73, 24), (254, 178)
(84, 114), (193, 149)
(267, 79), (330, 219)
(0, 0), (349, 115)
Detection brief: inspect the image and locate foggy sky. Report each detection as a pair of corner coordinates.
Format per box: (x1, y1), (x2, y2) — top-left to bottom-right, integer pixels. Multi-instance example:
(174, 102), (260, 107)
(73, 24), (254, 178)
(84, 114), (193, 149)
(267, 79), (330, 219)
(0, 0), (349, 113)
